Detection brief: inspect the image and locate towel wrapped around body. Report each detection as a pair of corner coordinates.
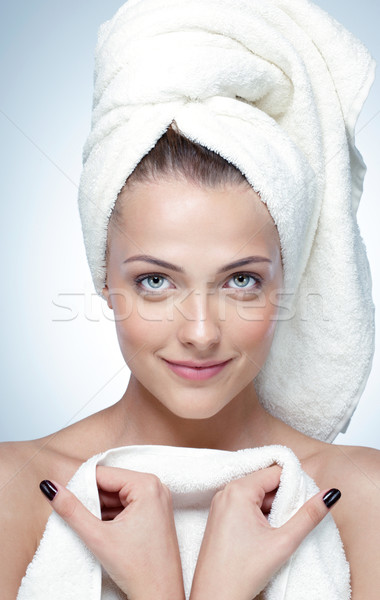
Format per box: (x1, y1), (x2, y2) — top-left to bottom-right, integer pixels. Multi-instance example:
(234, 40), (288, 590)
(17, 444), (351, 599)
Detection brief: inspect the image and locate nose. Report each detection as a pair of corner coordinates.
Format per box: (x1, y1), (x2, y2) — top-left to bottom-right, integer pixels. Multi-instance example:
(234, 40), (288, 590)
(176, 287), (221, 351)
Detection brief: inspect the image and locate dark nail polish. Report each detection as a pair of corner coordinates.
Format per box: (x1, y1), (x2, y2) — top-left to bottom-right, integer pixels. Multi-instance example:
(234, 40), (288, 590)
(323, 488), (341, 508)
(40, 480), (58, 501)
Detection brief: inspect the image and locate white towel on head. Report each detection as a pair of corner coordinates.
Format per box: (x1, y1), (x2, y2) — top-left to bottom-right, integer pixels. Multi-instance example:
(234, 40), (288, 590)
(17, 444), (351, 599)
(77, 0), (376, 444)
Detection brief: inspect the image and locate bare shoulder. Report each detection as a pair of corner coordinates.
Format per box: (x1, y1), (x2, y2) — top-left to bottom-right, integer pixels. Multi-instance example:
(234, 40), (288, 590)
(306, 442), (380, 496)
(303, 443), (380, 599)
(327, 443), (380, 480)
(0, 440), (48, 598)
(0, 408), (121, 599)
(0, 438), (83, 599)
(0, 439), (46, 515)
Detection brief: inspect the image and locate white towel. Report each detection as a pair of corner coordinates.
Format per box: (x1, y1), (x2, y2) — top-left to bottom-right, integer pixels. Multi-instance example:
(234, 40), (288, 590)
(77, 0), (376, 443)
(17, 444), (351, 599)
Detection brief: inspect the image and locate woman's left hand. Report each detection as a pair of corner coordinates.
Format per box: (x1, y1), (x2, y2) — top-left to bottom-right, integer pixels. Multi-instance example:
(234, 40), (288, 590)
(189, 465), (340, 600)
(39, 466), (186, 600)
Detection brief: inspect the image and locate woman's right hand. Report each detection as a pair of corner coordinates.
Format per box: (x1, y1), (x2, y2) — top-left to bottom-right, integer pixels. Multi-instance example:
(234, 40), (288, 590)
(189, 465), (341, 600)
(39, 466), (185, 600)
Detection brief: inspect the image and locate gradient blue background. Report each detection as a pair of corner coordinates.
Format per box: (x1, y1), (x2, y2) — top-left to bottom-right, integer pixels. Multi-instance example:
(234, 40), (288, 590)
(0, 1), (379, 448)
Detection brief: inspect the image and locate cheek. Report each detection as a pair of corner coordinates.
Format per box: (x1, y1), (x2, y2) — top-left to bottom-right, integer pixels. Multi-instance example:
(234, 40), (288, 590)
(232, 315), (276, 348)
(112, 296), (171, 352)
(228, 297), (278, 354)
(234, 317), (276, 377)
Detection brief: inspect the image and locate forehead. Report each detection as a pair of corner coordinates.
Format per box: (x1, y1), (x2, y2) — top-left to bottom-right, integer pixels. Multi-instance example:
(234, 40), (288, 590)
(119, 178), (275, 234)
(112, 176), (280, 259)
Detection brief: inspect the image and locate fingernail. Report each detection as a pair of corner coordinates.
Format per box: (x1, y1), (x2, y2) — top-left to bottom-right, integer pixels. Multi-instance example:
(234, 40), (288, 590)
(323, 488), (341, 508)
(40, 480), (58, 501)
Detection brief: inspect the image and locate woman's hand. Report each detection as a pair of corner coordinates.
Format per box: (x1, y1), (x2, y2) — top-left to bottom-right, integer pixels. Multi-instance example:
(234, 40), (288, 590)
(189, 465), (341, 600)
(39, 466), (186, 600)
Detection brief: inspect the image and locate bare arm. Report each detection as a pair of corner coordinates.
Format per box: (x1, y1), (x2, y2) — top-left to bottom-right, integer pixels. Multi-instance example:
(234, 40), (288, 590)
(332, 446), (380, 599)
(0, 442), (40, 599)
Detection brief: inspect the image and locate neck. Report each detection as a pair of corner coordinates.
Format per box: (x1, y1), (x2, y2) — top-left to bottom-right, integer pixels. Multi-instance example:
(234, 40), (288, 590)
(107, 375), (282, 451)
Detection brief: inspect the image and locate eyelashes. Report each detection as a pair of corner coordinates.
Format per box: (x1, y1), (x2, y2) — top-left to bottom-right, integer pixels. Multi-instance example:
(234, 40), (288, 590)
(133, 272), (263, 296)
(134, 274), (172, 293)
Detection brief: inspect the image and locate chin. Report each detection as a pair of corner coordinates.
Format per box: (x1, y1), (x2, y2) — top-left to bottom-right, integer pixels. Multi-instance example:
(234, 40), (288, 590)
(161, 395), (229, 421)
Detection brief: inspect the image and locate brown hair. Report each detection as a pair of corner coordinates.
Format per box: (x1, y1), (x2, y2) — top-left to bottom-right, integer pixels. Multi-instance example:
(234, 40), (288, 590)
(105, 121), (249, 265)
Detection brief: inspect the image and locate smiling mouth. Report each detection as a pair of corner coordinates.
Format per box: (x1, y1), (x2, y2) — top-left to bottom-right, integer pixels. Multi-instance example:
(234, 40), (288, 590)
(162, 358), (232, 380)
(164, 359), (232, 368)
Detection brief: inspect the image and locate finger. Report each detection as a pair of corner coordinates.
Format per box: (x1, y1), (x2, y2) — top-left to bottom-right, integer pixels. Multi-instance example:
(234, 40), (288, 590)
(237, 465), (282, 495)
(39, 479), (104, 550)
(278, 488), (341, 555)
(96, 465), (132, 492)
(96, 466), (138, 508)
(96, 466), (166, 508)
(96, 465), (158, 493)
(226, 465), (282, 510)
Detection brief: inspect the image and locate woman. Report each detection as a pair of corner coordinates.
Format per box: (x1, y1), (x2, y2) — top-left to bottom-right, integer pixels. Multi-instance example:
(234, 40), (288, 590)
(1, 0), (380, 598)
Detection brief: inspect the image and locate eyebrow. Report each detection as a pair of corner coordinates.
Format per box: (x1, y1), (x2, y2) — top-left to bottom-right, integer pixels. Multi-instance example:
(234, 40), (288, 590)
(123, 254), (272, 274)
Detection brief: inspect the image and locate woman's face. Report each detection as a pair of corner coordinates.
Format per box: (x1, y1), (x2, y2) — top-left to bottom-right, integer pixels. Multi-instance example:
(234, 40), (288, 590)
(103, 175), (283, 420)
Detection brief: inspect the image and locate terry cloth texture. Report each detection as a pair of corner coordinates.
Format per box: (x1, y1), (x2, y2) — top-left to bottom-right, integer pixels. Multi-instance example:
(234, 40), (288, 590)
(17, 444), (351, 599)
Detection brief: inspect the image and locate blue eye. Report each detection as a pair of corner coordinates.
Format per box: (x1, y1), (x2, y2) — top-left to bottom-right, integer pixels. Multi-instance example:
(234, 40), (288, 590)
(225, 273), (262, 291)
(134, 274), (171, 293)
(133, 271), (262, 296)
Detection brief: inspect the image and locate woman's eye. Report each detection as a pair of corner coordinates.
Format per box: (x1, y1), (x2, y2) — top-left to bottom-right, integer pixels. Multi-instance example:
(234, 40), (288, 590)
(134, 272), (262, 295)
(225, 273), (262, 292)
(134, 274), (171, 293)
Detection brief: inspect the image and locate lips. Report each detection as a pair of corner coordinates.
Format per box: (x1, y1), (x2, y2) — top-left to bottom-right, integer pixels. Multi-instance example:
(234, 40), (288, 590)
(162, 358), (232, 381)
(164, 359), (231, 368)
